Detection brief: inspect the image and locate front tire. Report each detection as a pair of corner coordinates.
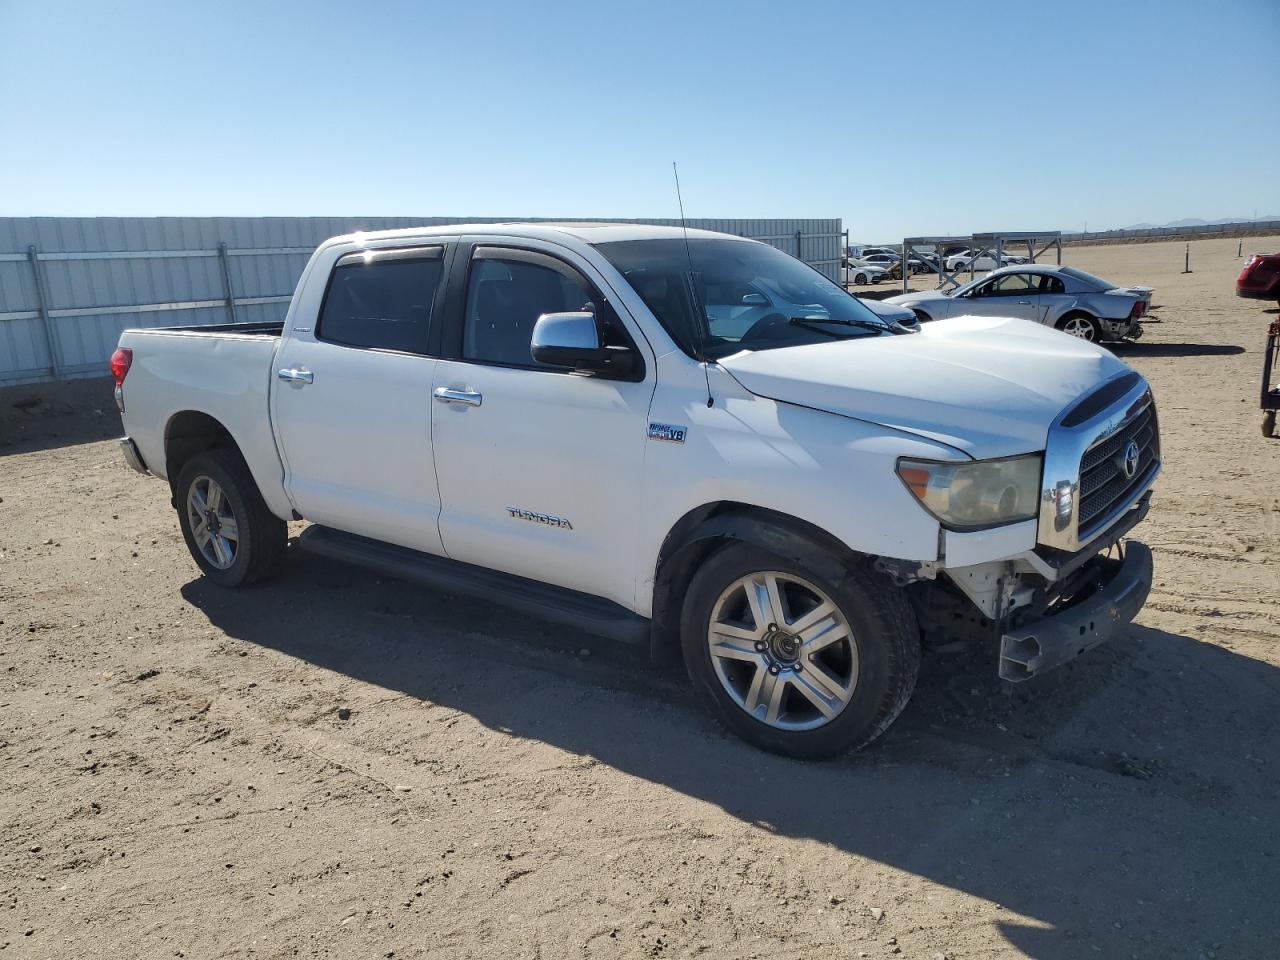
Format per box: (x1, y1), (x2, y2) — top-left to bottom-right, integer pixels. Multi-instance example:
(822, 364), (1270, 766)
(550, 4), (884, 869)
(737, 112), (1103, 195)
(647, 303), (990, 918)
(855, 272), (868, 285)
(680, 542), (920, 759)
(176, 450), (286, 587)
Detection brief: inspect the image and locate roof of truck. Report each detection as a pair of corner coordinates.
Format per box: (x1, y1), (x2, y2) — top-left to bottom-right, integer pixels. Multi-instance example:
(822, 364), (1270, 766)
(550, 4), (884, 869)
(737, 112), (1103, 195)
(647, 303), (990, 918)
(324, 221), (747, 248)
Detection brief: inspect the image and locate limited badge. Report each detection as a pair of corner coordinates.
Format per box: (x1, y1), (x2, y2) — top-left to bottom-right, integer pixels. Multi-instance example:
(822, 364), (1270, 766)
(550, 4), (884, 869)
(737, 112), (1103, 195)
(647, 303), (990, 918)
(647, 422), (687, 444)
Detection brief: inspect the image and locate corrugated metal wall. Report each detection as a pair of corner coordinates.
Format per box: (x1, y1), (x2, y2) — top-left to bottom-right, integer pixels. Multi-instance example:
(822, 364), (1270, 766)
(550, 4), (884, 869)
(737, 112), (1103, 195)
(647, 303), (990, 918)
(0, 216), (842, 386)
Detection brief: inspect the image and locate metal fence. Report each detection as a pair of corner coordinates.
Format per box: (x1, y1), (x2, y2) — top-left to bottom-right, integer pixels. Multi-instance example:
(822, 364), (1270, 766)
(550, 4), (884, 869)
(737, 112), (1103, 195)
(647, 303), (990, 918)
(0, 216), (842, 386)
(1062, 219), (1280, 243)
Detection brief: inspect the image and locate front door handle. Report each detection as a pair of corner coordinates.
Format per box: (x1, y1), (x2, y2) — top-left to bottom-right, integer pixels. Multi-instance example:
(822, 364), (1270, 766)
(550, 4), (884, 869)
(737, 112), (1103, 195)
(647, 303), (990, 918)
(1016, 300), (1032, 305)
(433, 386), (482, 407)
(277, 368), (314, 384)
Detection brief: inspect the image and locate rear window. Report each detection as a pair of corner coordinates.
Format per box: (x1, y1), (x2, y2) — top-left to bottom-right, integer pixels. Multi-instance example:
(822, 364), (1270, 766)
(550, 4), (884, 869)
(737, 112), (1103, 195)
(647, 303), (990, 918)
(1059, 266), (1114, 291)
(318, 248), (445, 353)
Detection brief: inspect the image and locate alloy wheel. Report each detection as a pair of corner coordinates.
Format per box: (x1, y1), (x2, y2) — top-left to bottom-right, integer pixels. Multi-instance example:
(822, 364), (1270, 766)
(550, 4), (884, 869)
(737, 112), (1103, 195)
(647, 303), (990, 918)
(186, 475), (239, 569)
(706, 571), (858, 731)
(1061, 316), (1096, 340)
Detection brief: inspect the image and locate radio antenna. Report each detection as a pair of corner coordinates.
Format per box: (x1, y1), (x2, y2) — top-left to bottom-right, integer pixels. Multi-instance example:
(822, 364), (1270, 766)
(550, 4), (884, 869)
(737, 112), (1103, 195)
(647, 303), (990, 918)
(673, 161), (693, 265)
(673, 161), (714, 406)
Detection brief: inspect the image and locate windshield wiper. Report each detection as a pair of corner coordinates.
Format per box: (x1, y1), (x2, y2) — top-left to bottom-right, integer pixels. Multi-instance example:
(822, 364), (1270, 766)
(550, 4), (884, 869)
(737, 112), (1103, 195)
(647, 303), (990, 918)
(786, 316), (887, 336)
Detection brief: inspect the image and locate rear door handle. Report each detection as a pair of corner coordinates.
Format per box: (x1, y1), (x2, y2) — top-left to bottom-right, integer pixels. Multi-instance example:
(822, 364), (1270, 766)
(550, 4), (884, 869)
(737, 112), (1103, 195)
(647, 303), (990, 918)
(433, 386), (482, 407)
(1016, 300), (1032, 305)
(277, 368), (314, 384)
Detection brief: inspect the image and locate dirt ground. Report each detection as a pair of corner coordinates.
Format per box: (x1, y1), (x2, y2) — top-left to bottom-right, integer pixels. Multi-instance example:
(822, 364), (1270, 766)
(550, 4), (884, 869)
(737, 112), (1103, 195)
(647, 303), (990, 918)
(2, 235), (1278, 959)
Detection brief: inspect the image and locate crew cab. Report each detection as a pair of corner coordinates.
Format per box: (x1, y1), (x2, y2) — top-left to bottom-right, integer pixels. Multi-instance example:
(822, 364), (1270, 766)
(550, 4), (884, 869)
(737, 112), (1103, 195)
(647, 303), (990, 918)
(112, 223), (1160, 758)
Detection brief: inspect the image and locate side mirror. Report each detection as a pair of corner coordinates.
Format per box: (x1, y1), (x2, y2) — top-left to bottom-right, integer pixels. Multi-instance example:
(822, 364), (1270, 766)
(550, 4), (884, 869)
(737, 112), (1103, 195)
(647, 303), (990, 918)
(531, 311), (635, 377)
(741, 292), (768, 306)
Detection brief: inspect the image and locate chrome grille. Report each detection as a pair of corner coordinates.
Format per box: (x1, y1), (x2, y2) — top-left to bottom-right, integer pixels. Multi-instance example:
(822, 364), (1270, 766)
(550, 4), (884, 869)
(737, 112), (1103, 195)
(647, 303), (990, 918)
(1077, 403), (1159, 532)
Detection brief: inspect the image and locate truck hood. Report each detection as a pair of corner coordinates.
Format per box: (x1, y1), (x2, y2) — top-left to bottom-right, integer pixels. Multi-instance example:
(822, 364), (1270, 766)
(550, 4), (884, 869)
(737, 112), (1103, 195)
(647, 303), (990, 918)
(717, 315), (1131, 458)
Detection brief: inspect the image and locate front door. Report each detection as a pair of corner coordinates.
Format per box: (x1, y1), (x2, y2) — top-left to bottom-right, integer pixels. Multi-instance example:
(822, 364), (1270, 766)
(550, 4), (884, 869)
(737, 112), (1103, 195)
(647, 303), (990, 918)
(271, 244), (450, 554)
(430, 241), (654, 608)
(960, 272), (1041, 322)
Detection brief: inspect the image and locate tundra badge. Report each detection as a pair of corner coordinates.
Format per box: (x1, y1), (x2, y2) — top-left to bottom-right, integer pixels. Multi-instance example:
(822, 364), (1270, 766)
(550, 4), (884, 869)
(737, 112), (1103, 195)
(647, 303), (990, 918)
(506, 507), (573, 530)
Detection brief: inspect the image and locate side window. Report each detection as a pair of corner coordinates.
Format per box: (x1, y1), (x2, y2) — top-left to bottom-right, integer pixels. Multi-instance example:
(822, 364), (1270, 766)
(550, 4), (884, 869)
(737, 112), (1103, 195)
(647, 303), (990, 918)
(1039, 275), (1065, 294)
(991, 273), (1035, 295)
(463, 249), (605, 368)
(318, 249), (444, 353)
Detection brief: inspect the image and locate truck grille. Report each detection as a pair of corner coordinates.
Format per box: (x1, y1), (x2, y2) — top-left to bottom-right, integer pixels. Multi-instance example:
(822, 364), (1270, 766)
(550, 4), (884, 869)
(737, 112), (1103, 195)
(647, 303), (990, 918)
(1077, 402), (1159, 533)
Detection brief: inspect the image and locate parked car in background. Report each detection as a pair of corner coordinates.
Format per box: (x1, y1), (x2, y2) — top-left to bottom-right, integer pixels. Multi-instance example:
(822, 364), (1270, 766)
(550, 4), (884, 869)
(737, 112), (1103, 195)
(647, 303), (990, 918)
(886, 264), (1151, 342)
(944, 249), (1028, 273)
(859, 295), (921, 332)
(841, 257), (888, 285)
(1237, 252), (1280, 301)
(858, 246), (900, 260)
(860, 253), (904, 273)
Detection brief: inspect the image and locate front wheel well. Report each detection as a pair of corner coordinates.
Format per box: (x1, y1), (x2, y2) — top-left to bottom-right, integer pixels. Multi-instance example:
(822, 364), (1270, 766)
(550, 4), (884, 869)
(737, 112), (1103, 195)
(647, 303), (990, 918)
(164, 411), (240, 499)
(649, 503), (866, 664)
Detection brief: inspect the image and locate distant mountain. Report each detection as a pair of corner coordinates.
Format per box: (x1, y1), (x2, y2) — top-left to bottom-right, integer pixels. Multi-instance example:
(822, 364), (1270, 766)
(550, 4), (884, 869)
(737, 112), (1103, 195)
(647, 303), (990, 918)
(1122, 214), (1280, 230)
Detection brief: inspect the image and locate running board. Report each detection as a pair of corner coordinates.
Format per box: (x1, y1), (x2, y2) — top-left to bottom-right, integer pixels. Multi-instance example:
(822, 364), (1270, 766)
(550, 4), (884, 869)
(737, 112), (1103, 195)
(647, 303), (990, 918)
(295, 526), (650, 646)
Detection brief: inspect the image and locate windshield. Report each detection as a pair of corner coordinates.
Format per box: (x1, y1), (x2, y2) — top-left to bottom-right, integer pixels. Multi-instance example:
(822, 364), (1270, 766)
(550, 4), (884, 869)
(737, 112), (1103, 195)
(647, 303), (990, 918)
(1059, 266), (1115, 290)
(594, 238), (888, 359)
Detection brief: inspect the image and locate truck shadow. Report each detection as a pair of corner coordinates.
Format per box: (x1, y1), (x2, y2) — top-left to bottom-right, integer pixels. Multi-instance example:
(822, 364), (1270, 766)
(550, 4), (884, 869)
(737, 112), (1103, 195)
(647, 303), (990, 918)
(182, 551), (1280, 959)
(1110, 342), (1245, 358)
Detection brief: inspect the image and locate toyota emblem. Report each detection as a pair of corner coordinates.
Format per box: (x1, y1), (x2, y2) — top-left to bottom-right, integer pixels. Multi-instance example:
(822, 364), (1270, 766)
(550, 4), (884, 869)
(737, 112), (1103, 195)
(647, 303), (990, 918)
(1121, 440), (1140, 480)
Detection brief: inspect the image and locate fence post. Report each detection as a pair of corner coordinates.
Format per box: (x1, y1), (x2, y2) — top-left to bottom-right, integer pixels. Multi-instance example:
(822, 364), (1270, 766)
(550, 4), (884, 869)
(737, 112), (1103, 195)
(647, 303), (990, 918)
(217, 241), (238, 324)
(1182, 243), (1192, 274)
(795, 230), (802, 258)
(1238, 240), (1243, 258)
(26, 245), (61, 380)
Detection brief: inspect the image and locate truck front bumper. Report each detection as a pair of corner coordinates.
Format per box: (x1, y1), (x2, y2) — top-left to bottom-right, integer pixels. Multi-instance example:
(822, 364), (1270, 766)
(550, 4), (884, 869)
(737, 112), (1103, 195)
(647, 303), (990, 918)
(999, 540), (1153, 682)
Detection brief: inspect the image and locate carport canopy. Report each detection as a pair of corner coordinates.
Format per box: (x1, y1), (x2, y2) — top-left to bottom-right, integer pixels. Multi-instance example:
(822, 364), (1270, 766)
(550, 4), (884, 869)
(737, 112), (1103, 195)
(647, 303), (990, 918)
(973, 231), (1063, 270)
(901, 231), (1064, 292)
(901, 236), (972, 292)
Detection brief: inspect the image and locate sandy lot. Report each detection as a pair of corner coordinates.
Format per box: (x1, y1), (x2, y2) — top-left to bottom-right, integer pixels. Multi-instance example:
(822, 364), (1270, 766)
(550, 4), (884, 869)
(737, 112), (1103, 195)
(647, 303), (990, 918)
(2, 235), (1278, 959)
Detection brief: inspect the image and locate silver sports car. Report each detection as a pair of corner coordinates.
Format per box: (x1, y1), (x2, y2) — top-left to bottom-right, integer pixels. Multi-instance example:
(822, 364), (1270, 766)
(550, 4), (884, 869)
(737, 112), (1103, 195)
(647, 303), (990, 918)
(885, 264), (1152, 343)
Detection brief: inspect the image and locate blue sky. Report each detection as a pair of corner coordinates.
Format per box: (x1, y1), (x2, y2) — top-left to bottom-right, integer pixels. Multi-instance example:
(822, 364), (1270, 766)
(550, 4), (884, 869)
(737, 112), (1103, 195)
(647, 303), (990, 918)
(2, 0), (1277, 242)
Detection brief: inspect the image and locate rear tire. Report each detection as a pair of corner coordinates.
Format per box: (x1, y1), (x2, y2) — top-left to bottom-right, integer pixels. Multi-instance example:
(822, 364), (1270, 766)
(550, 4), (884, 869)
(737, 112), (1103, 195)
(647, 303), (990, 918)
(176, 450), (287, 587)
(1056, 312), (1102, 342)
(680, 541), (920, 759)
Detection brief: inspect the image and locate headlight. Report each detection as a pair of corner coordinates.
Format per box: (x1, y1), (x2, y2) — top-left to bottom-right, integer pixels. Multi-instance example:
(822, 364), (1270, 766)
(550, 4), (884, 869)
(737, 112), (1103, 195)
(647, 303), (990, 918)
(896, 454), (1043, 529)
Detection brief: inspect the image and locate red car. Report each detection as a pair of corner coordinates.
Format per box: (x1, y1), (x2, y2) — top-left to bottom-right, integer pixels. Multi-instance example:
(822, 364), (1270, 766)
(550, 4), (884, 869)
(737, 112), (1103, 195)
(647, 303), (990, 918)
(1237, 252), (1280, 301)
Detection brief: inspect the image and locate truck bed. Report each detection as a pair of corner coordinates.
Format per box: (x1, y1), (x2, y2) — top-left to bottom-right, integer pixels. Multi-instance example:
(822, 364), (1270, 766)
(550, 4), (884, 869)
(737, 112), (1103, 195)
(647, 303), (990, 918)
(134, 320), (285, 338)
(117, 319), (294, 519)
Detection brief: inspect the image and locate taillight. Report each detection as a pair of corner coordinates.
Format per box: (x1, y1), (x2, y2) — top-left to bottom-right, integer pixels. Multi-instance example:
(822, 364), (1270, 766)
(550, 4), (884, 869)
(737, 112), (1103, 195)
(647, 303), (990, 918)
(110, 347), (132, 385)
(1130, 301), (1146, 319)
(110, 347), (132, 413)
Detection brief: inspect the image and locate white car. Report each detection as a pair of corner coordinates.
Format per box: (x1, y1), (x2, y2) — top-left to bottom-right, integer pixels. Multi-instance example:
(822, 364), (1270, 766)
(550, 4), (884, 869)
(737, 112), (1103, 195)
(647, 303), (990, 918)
(841, 257), (888, 285)
(112, 223), (1159, 759)
(945, 249), (1028, 272)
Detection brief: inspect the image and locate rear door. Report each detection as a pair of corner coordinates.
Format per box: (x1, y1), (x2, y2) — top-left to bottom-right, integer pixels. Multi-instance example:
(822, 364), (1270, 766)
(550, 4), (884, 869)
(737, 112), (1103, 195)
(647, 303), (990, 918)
(270, 243), (451, 554)
(428, 240), (654, 608)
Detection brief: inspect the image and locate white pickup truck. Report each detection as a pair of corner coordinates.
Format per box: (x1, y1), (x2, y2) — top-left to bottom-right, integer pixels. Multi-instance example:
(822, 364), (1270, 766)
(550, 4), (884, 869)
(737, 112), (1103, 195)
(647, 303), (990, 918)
(113, 223), (1159, 758)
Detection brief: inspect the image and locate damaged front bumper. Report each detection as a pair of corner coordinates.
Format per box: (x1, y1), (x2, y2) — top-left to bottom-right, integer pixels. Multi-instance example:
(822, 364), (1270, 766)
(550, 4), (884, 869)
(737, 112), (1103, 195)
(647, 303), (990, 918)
(999, 540), (1153, 682)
